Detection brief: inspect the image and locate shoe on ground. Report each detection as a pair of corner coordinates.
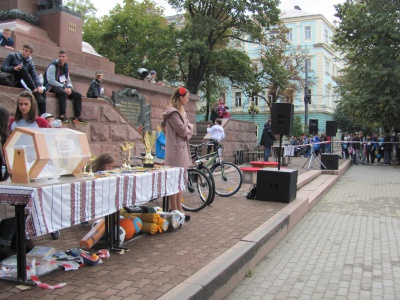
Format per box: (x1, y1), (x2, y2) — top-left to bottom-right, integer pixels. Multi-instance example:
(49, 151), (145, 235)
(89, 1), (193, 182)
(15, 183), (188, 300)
(81, 221), (90, 227)
(73, 117), (88, 125)
(60, 115), (70, 123)
(50, 231), (60, 240)
(184, 214), (191, 222)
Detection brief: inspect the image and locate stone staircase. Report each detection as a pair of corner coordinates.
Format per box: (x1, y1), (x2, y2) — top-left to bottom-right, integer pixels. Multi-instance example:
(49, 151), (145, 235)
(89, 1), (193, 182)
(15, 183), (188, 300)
(190, 122), (209, 145)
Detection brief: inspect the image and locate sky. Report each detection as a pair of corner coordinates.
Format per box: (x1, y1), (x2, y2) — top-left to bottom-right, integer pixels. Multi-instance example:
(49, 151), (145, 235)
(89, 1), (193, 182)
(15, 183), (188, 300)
(95, 0), (346, 23)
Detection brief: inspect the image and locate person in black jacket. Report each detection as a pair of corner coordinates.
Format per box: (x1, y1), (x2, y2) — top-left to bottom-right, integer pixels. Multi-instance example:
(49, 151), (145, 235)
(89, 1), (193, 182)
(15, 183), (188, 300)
(259, 119), (276, 161)
(1, 44), (46, 114)
(87, 70), (104, 99)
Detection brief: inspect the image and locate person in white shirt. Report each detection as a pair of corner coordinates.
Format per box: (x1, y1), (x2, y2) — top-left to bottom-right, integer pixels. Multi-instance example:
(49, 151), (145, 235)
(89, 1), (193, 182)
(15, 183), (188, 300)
(207, 118), (225, 156)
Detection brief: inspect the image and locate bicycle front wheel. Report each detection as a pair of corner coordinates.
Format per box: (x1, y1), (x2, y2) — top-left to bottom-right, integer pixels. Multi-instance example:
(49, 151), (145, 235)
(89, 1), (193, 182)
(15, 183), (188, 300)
(211, 161), (243, 197)
(181, 168), (212, 212)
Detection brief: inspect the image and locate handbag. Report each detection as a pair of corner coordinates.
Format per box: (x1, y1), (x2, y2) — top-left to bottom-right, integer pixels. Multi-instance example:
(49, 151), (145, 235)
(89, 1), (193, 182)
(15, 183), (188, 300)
(246, 184), (257, 199)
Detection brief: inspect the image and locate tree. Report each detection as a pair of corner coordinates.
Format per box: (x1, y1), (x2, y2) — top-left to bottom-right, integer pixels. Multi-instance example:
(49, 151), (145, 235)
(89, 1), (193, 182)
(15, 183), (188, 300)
(242, 23), (313, 113)
(166, 0), (281, 94)
(65, 0), (97, 20)
(82, 0), (177, 79)
(333, 0), (400, 130)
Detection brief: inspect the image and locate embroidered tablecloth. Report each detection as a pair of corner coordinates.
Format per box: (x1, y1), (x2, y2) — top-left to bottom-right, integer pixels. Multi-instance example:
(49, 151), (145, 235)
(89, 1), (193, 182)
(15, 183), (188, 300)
(0, 167), (185, 238)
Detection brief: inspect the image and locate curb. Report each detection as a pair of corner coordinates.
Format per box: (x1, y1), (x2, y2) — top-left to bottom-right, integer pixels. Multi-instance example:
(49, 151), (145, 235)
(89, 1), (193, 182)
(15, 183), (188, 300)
(161, 160), (351, 300)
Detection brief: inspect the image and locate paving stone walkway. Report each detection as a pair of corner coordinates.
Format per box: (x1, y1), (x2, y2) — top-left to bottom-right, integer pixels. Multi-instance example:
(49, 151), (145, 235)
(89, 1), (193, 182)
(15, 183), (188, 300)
(227, 164), (400, 299)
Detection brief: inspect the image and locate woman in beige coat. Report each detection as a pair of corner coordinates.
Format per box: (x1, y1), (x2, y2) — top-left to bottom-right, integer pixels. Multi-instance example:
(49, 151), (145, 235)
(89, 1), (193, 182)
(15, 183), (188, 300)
(161, 87), (193, 220)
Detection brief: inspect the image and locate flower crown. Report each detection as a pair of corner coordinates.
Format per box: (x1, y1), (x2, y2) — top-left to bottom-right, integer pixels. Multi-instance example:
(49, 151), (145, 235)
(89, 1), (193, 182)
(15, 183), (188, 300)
(178, 87), (187, 96)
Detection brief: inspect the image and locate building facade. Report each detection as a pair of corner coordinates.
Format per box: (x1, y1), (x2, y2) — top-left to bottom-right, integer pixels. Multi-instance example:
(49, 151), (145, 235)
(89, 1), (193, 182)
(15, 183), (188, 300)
(197, 6), (343, 141)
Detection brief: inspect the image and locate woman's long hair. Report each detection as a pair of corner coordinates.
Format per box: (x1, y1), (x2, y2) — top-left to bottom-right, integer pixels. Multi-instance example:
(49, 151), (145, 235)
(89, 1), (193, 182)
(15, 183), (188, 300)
(14, 91), (37, 123)
(167, 87), (188, 122)
(0, 106), (10, 181)
(92, 153), (116, 172)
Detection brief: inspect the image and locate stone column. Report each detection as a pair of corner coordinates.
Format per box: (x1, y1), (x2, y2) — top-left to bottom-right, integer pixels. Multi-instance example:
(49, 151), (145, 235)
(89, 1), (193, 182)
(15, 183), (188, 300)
(37, 7), (83, 53)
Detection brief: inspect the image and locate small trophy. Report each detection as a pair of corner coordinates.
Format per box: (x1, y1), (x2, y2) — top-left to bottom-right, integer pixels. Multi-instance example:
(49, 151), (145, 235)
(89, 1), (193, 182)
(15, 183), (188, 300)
(143, 131), (157, 168)
(87, 154), (96, 177)
(124, 142), (134, 169)
(120, 144), (128, 169)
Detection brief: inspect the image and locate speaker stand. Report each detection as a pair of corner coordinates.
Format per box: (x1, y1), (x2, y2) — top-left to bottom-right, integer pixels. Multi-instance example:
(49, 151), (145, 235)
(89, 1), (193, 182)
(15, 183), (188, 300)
(278, 135), (282, 170)
(302, 146), (327, 171)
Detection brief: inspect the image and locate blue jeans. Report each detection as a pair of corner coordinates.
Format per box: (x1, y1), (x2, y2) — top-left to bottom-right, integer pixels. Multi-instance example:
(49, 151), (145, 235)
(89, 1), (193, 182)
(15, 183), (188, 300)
(264, 147), (271, 161)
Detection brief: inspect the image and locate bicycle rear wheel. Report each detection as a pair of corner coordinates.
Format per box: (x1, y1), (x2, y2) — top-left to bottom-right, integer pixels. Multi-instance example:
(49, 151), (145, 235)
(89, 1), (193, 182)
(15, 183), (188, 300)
(198, 164), (216, 204)
(211, 161), (243, 197)
(181, 168), (212, 212)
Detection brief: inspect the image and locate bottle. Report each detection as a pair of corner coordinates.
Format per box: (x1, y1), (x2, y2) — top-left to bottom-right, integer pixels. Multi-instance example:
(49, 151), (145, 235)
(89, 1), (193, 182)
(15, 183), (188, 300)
(38, 74), (44, 85)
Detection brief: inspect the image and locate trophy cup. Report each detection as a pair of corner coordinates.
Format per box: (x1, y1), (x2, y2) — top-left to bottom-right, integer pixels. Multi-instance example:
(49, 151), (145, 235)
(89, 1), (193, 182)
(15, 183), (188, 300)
(120, 144), (128, 169)
(124, 142), (134, 169)
(143, 131), (157, 168)
(87, 154), (96, 177)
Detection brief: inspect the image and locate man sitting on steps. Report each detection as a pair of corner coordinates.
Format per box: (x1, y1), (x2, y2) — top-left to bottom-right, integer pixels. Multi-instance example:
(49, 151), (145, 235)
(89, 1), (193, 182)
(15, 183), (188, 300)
(44, 50), (87, 124)
(1, 44), (46, 115)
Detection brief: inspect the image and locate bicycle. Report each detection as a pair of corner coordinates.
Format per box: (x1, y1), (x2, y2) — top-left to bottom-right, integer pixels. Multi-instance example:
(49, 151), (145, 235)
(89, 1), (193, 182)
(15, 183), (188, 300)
(190, 141), (243, 198)
(131, 155), (213, 212)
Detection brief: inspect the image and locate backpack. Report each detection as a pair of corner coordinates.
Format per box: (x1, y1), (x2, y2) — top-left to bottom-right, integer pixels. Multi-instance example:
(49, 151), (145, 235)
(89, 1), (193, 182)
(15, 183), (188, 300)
(246, 184), (257, 199)
(0, 72), (15, 87)
(217, 105), (226, 117)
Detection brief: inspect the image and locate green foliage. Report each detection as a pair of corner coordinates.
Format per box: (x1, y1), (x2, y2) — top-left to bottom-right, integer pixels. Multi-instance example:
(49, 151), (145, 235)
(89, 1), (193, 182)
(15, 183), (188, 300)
(65, 0), (96, 20)
(333, 0), (400, 130)
(292, 115), (303, 138)
(83, 0), (178, 79)
(167, 0), (281, 94)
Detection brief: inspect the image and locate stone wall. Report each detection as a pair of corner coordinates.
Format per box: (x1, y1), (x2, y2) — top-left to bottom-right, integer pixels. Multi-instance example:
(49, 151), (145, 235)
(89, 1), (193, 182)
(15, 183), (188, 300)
(198, 119), (257, 163)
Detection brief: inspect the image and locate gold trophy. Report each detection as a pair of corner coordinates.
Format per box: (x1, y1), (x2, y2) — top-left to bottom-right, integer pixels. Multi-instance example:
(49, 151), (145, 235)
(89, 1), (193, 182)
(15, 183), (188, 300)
(120, 144), (128, 169)
(87, 154), (97, 177)
(143, 131), (157, 168)
(124, 142), (134, 169)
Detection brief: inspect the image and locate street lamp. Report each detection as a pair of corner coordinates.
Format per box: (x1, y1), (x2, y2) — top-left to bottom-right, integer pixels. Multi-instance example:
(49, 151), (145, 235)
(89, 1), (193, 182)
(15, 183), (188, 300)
(248, 100), (259, 123)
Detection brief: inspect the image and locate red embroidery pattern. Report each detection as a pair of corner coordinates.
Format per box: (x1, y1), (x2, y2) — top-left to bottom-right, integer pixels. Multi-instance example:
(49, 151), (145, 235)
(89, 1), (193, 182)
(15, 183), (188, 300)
(80, 182), (87, 222)
(151, 172), (156, 200)
(123, 176), (129, 207)
(70, 183), (76, 226)
(157, 171), (162, 197)
(37, 187), (49, 233)
(91, 181), (96, 219)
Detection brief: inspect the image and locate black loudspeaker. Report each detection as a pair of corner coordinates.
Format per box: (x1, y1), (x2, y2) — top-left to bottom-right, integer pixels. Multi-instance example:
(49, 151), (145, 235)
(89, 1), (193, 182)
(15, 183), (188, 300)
(326, 121), (337, 136)
(321, 154), (339, 170)
(309, 119), (318, 134)
(271, 103), (294, 136)
(256, 169), (298, 203)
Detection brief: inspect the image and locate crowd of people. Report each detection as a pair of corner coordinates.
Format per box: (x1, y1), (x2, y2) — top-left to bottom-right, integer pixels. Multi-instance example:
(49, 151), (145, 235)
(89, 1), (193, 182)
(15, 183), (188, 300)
(340, 131), (400, 166)
(288, 131), (400, 166)
(290, 133), (331, 158)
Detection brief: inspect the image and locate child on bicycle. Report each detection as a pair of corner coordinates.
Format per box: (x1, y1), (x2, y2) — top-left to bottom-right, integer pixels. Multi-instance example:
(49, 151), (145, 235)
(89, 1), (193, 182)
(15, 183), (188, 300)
(207, 118), (225, 156)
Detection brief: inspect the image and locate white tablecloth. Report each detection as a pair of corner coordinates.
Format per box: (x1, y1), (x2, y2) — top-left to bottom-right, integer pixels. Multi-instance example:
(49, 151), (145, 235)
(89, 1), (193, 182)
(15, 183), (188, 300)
(0, 167), (185, 238)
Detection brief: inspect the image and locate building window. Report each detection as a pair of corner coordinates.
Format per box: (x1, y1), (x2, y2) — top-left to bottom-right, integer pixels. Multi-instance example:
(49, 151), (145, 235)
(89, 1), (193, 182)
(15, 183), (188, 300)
(286, 28), (293, 41)
(325, 58), (330, 74)
(324, 29), (329, 44)
(252, 95), (259, 106)
(235, 92), (242, 107)
(255, 125), (259, 139)
(305, 26), (311, 40)
(286, 59), (293, 71)
(305, 58), (312, 72)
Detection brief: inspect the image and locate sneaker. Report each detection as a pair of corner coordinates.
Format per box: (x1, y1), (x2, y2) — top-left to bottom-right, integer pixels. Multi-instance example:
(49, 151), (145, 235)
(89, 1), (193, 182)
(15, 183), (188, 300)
(50, 231), (60, 240)
(73, 117), (88, 125)
(60, 115), (70, 123)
